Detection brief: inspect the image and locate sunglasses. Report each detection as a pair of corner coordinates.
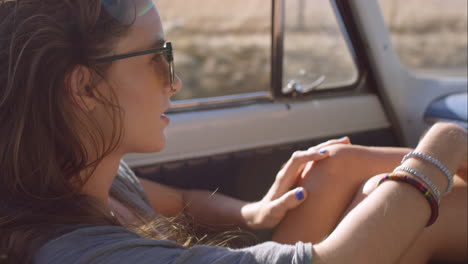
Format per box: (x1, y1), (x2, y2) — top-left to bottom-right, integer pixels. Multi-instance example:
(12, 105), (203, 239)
(95, 42), (175, 91)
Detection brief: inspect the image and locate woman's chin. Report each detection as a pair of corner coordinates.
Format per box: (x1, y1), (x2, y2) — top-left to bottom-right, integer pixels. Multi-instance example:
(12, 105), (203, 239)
(119, 131), (167, 154)
(129, 137), (166, 154)
(145, 138), (166, 153)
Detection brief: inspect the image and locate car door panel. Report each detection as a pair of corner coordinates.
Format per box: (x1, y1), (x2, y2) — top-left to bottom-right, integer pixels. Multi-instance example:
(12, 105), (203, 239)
(125, 93), (390, 167)
(350, 0), (468, 146)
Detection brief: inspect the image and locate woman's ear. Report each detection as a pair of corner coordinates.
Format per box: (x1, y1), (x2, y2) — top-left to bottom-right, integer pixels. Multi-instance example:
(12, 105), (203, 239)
(68, 65), (97, 112)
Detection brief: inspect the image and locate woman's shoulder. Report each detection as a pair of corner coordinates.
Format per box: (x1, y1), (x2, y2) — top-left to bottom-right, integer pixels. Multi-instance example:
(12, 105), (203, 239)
(35, 225), (183, 264)
(35, 225), (313, 264)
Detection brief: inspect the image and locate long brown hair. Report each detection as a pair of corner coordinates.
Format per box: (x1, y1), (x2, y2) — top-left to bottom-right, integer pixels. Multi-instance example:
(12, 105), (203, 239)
(0, 0), (133, 263)
(0, 1), (252, 263)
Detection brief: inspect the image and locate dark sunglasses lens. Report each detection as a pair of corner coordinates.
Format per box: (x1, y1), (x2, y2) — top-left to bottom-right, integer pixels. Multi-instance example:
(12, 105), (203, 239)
(169, 61), (175, 89)
(164, 43), (175, 89)
(165, 42), (173, 61)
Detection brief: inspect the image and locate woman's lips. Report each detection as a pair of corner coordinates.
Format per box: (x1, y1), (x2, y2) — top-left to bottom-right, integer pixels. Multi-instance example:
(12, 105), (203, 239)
(161, 114), (170, 125)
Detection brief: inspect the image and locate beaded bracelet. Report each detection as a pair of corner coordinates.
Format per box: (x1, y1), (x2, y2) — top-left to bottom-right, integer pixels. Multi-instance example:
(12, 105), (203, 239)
(378, 173), (439, 227)
(402, 152), (453, 195)
(393, 165), (441, 205)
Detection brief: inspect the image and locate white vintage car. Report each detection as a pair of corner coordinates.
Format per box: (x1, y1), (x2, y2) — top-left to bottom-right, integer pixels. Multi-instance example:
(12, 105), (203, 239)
(125, 0), (467, 263)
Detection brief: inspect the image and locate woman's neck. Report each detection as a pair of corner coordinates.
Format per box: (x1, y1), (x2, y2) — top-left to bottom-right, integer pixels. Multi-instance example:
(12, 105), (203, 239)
(82, 153), (123, 205)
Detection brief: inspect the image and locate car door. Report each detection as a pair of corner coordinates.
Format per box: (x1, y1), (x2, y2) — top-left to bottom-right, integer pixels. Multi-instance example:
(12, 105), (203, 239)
(353, 0), (467, 146)
(124, 0), (397, 204)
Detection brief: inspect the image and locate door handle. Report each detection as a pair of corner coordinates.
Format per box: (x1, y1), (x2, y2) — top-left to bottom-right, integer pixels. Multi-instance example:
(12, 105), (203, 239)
(282, 75), (326, 95)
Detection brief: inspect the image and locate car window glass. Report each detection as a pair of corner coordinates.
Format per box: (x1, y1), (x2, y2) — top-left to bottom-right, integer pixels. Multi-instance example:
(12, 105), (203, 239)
(379, 0), (467, 77)
(283, 0), (358, 92)
(157, 0), (271, 101)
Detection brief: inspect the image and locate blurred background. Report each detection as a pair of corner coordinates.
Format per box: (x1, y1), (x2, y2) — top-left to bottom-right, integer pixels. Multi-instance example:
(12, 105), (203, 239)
(156, 0), (468, 100)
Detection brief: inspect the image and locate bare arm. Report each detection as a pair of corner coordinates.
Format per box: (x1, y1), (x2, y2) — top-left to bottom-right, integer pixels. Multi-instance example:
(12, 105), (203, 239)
(140, 178), (310, 230)
(139, 178), (251, 228)
(312, 123), (467, 264)
(138, 178), (185, 217)
(139, 138), (350, 230)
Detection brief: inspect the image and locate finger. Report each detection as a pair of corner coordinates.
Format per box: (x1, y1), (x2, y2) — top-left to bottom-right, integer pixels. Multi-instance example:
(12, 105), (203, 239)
(269, 187), (308, 213)
(309, 136), (351, 150)
(308, 136), (351, 151)
(285, 149), (330, 172)
(272, 150), (330, 199)
(299, 161), (315, 183)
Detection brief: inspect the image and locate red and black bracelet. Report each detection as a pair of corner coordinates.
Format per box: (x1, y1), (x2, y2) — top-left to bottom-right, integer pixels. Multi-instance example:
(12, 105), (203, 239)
(377, 173), (439, 227)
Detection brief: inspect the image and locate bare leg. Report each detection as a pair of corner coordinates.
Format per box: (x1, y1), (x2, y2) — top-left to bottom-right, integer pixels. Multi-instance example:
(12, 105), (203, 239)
(401, 177), (467, 263)
(273, 144), (411, 243)
(347, 175), (467, 264)
(272, 144), (467, 263)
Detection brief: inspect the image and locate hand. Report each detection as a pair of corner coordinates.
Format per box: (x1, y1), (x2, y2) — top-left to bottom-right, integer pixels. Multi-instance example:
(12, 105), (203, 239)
(241, 137), (351, 229)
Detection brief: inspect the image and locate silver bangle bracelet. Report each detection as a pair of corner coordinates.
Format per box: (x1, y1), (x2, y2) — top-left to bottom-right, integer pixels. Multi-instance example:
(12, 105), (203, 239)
(402, 152), (453, 195)
(394, 165), (441, 205)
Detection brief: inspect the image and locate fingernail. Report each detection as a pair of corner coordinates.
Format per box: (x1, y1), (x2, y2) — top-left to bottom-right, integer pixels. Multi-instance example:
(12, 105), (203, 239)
(340, 136), (348, 140)
(296, 188), (305, 200)
(319, 149), (328, 155)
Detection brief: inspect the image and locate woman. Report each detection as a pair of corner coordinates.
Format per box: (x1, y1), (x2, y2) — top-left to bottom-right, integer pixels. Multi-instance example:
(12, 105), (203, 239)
(0, 1), (466, 263)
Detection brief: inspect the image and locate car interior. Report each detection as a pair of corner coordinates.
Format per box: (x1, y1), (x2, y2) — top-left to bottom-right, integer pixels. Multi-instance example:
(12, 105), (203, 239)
(123, 0), (467, 262)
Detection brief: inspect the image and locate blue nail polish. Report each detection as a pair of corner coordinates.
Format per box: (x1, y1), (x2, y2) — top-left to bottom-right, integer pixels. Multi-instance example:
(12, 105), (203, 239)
(319, 149), (328, 155)
(296, 189), (304, 200)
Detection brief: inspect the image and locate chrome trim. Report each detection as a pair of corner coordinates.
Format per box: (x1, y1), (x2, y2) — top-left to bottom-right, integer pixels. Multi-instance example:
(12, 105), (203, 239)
(168, 91), (273, 112)
(283, 75), (327, 95)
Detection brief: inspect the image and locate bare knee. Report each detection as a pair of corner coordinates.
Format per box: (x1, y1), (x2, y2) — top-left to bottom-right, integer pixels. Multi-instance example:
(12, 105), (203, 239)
(300, 144), (370, 188)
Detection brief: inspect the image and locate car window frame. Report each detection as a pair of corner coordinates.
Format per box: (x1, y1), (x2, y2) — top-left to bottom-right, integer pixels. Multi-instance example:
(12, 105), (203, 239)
(168, 0), (369, 113)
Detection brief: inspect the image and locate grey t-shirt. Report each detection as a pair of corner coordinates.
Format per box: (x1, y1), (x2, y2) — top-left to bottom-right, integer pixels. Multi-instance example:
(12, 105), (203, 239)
(35, 161), (313, 264)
